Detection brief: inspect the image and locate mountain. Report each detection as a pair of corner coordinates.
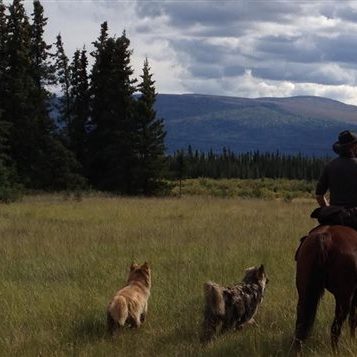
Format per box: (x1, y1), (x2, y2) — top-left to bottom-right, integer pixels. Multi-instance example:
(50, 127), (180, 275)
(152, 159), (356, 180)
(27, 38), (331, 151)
(156, 94), (357, 155)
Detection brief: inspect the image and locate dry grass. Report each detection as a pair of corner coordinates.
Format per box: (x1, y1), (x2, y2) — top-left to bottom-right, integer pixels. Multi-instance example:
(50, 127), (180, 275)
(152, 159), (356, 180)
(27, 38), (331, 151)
(0, 195), (353, 356)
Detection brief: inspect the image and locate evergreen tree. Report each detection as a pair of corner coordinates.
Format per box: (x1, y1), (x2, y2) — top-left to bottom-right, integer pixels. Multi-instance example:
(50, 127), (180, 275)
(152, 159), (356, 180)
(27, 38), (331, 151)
(29, 0), (83, 190)
(30, 0), (52, 89)
(89, 21), (109, 132)
(69, 48), (89, 167)
(0, 0), (22, 200)
(133, 58), (166, 195)
(29, 0), (57, 140)
(0, 0), (7, 109)
(89, 25), (137, 192)
(5, 0), (36, 185)
(4, 0), (83, 190)
(54, 33), (71, 135)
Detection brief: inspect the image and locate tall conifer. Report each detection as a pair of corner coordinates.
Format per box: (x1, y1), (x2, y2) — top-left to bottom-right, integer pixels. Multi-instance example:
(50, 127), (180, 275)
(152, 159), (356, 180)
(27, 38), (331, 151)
(5, 0), (36, 185)
(134, 58), (166, 194)
(69, 48), (89, 166)
(89, 25), (137, 192)
(3, 0), (83, 189)
(54, 33), (71, 135)
(0, 0), (7, 106)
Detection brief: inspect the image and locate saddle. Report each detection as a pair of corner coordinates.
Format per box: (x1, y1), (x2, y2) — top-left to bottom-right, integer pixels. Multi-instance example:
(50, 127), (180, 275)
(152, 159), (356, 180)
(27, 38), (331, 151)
(310, 206), (357, 230)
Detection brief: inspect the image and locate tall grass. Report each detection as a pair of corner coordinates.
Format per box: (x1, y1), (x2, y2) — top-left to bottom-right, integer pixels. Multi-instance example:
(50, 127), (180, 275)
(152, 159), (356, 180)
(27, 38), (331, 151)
(0, 195), (351, 356)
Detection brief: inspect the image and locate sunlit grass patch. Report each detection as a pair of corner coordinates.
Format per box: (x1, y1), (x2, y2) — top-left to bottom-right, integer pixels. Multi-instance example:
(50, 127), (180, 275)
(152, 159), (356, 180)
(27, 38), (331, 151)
(0, 195), (344, 356)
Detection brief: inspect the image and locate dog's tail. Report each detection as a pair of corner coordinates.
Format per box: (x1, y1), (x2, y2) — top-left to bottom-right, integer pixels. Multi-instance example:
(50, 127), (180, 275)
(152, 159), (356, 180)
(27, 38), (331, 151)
(203, 281), (225, 316)
(107, 296), (128, 335)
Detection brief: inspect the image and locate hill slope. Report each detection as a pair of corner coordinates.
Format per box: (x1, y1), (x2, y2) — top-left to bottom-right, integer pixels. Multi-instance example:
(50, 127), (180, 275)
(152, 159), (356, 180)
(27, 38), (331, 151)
(156, 94), (357, 155)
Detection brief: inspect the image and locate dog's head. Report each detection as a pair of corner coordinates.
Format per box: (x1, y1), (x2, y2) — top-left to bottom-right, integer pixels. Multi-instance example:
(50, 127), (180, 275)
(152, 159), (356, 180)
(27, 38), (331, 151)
(128, 262), (151, 288)
(242, 264), (268, 289)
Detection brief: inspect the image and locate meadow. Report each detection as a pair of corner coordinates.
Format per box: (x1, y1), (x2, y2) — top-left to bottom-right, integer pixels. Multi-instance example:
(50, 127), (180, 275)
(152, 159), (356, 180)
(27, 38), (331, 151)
(0, 192), (354, 356)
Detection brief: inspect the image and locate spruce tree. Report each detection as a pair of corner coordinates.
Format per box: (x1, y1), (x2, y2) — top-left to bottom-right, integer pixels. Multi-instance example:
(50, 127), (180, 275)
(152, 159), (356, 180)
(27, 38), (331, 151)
(4, 0), (83, 190)
(0, 0), (7, 108)
(0, 11), (21, 203)
(89, 21), (109, 132)
(5, 0), (36, 185)
(89, 25), (137, 192)
(54, 33), (71, 136)
(31, 0), (52, 89)
(69, 48), (89, 167)
(134, 58), (166, 195)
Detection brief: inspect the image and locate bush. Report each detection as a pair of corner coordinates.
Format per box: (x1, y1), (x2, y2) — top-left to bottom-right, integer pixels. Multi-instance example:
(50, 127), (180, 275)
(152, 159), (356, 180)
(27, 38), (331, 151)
(0, 184), (22, 203)
(169, 178), (315, 200)
(0, 163), (23, 203)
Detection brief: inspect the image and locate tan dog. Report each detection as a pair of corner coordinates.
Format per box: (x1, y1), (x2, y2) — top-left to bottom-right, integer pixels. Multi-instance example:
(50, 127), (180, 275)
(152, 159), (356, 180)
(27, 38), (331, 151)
(107, 262), (151, 335)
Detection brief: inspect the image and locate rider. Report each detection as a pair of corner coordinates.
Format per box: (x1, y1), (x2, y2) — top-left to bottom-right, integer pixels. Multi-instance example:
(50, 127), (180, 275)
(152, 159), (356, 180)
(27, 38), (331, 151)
(315, 130), (357, 227)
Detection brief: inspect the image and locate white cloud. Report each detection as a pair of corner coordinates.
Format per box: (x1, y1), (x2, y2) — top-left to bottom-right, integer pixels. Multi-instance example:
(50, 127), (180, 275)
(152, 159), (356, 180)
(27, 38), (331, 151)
(7, 0), (357, 105)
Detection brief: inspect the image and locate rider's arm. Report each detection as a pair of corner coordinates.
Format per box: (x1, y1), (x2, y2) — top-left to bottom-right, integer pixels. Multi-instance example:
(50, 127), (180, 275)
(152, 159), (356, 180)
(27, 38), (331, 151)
(316, 194), (329, 207)
(316, 166), (329, 207)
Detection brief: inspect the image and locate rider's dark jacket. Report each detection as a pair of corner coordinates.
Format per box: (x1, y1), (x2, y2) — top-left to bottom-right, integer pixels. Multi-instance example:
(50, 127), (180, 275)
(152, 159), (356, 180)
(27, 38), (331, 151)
(316, 157), (357, 208)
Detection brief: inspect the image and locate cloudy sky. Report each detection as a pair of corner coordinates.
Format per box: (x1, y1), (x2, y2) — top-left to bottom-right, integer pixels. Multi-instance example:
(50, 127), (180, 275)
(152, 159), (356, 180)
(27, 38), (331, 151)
(19, 0), (357, 105)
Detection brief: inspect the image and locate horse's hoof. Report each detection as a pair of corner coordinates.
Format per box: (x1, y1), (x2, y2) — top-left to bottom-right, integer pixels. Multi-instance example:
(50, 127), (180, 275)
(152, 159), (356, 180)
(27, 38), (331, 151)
(290, 338), (303, 356)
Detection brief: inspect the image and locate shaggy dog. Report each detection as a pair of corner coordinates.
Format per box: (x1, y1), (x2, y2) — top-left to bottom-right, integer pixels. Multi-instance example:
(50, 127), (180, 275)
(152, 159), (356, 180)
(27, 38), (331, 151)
(107, 262), (151, 335)
(201, 264), (268, 342)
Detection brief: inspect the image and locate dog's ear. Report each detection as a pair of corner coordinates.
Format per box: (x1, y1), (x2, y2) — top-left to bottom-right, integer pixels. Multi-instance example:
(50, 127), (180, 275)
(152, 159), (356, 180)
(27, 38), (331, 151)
(257, 264), (265, 278)
(142, 262), (149, 270)
(130, 263), (138, 271)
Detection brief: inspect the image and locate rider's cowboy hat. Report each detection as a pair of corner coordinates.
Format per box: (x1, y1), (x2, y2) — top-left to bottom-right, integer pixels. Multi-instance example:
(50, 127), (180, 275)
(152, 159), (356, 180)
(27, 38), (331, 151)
(333, 130), (357, 153)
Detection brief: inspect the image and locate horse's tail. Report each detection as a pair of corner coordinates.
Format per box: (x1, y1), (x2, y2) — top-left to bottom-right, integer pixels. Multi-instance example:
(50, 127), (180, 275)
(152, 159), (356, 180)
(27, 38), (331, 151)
(294, 230), (330, 342)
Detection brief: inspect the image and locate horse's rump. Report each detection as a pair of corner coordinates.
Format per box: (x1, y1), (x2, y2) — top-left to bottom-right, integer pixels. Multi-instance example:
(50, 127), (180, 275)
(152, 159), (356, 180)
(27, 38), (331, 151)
(295, 226), (331, 266)
(294, 225), (357, 352)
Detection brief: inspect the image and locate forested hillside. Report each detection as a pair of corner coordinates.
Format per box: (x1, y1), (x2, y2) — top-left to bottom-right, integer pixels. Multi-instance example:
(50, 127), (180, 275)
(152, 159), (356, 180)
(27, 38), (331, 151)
(156, 94), (357, 155)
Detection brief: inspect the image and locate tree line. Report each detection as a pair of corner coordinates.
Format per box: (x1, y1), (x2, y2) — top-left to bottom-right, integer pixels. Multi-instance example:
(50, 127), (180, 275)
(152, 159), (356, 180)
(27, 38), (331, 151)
(167, 147), (330, 181)
(0, 0), (330, 202)
(0, 0), (166, 200)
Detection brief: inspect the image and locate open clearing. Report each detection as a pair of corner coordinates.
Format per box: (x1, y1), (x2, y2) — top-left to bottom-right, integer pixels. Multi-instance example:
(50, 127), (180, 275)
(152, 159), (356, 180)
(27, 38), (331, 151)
(0, 195), (352, 356)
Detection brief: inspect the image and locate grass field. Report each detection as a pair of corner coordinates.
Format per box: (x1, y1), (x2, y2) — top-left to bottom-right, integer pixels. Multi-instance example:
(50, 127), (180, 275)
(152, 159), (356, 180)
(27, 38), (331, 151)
(0, 194), (354, 356)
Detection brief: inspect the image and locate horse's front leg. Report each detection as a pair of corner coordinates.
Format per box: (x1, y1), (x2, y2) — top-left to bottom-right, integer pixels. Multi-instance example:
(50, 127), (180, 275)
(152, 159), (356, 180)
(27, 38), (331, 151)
(331, 297), (350, 353)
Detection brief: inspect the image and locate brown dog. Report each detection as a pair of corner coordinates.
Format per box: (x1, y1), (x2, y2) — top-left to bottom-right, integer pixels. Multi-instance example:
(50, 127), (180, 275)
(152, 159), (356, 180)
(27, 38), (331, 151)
(107, 262), (151, 335)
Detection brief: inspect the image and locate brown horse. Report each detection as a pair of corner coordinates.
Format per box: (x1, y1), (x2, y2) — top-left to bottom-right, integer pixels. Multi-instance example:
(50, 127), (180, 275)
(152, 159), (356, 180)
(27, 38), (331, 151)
(293, 225), (357, 354)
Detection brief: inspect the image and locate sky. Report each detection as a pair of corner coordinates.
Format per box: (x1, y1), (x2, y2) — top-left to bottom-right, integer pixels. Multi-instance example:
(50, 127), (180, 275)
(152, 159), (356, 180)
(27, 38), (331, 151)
(18, 0), (357, 105)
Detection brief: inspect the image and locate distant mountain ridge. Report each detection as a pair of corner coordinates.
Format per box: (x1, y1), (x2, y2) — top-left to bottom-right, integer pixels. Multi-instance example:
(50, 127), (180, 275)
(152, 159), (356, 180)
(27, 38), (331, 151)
(155, 94), (357, 155)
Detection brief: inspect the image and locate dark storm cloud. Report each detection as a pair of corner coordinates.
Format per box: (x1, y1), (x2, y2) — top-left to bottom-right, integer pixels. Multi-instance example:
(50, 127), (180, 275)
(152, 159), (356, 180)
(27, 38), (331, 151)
(255, 34), (357, 66)
(188, 64), (223, 79)
(252, 64), (350, 86)
(25, 0), (357, 103)
(170, 38), (228, 65)
(134, 0), (357, 88)
(223, 65), (246, 77)
(136, 0), (299, 28)
(254, 36), (323, 64)
(319, 35), (357, 64)
(332, 5), (357, 23)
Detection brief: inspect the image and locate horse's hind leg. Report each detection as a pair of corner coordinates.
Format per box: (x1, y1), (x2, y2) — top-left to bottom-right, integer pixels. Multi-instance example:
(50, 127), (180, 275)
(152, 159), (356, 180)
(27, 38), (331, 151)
(349, 290), (357, 338)
(331, 296), (350, 352)
(293, 291), (322, 352)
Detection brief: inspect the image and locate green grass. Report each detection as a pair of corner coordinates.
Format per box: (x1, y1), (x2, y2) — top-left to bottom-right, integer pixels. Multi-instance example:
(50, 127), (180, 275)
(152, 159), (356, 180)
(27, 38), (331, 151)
(171, 178), (315, 200)
(0, 195), (353, 356)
